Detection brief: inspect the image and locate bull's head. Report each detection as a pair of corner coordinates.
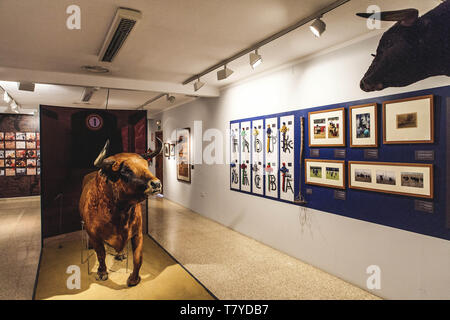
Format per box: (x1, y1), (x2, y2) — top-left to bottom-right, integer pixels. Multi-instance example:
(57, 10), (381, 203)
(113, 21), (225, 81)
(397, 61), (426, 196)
(357, 8), (429, 92)
(94, 138), (163, 202)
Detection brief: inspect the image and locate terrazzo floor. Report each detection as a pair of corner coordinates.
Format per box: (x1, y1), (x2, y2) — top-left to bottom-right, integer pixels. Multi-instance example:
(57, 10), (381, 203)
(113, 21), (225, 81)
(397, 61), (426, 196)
(148, 197), (381, 300)
(0, 196), (41, 300)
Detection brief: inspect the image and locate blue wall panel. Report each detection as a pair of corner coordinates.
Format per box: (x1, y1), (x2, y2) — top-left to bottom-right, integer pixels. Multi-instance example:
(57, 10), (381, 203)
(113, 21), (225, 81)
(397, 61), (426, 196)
(231, 85), (450, 241)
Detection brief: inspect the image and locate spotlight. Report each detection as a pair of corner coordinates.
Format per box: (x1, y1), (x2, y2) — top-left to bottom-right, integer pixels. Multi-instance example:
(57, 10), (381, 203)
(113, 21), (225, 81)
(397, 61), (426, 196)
(3, 91), (11, 103)
(194, 78), (205, 92)
(166, 94), (176, 103)
(310, 17), (326, 37)
(217, 65), (233, 80)
(249, 49), (262, 69)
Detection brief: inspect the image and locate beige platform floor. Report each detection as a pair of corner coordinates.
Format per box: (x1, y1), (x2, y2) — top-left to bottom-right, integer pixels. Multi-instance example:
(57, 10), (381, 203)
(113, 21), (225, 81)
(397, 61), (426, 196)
(148, 198), (381, 300)
(35, 231), (214, 300)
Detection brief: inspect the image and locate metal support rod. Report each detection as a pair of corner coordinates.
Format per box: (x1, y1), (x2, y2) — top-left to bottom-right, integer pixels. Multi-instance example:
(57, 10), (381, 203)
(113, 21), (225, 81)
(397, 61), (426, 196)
(182, 0), (351, 85)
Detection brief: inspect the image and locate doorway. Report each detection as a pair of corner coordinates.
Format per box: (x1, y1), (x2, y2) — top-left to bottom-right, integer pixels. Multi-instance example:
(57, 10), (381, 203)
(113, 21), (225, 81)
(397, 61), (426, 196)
(155, 131), (163, 193)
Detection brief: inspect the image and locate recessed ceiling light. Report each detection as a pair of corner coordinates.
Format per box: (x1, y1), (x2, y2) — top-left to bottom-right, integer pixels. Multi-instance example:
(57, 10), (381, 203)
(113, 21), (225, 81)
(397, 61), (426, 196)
(81, 65), (110, 74)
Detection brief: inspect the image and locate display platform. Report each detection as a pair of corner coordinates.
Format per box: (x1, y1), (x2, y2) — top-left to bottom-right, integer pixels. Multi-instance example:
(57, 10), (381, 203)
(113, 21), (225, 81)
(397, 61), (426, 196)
(34, 231), (215, 300)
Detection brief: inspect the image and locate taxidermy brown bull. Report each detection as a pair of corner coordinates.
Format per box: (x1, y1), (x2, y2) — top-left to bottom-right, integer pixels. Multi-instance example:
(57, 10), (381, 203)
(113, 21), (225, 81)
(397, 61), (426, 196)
(358, 1), (450, 92)
(79, 139), (162, 286)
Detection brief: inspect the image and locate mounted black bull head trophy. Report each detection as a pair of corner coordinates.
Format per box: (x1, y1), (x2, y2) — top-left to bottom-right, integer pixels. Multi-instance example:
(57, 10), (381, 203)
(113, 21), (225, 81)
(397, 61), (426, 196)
(357, 1), (450, 92)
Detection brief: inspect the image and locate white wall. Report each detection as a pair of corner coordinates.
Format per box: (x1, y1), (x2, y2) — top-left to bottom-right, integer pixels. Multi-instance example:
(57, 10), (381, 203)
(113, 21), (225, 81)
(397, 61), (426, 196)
(152, 33), (450, 299)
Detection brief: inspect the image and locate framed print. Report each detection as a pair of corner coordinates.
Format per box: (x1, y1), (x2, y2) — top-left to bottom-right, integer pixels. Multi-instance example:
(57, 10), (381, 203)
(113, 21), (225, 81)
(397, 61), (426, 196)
(5, 141), (15, 149)
(0, 160), (4, 167)
(230, 122), (240, 190)
(27, 159), (36, 168)
(5, 132), (15, 141)
(383, 95), (434, 144)
(176, 128), (191, 183)
(26, 132), (36, 141)
(5, 168), (15, 176)
(348, 161), (433, 199)
(163, 143), (170, 157)
(350, 103), (378, 148)
(0, 150), (3, 158)
(16, 150), (26, 158)
(26, 150), (36, 158)
(0, 169), (4, 176)
(5, 159), (15, 167)
(305, 159), (346, 189)
(26, 141), (36, 149)
(16, 141), (26, 149)
(251, 119), (264, 196)
(309, 108), (345, 147)
(16, 132), (26, 140)
(0, 132), (3, 141)
(15, 159), (26, 168)
(0, 142), (3, 149)
(16, 168), (26, 176)
(240, 121), (251, 193)
(27, 168), (36, 176)
(169, 144), (175, 158)
(5, 150), (15, 159)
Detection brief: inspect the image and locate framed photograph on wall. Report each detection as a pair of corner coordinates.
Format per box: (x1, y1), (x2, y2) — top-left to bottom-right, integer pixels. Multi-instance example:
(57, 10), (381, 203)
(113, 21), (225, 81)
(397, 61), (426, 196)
(308, 108), (345, 147)
(163, 143), (170, 157)
(348, 161), (433, 199)
(383, 95), (434, 144)
(305, 159), (346, 189)
(176, 128), (191, 183)
(169, 143), (175, 158)
(350, 103), (378, 148)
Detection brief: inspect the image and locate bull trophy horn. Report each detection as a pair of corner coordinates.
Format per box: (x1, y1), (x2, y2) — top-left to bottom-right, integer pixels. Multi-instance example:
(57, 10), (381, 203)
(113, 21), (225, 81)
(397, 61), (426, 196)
(141, 137), (163, 160)
(356, 8), (418, 25)
(94, 139), (110, 168)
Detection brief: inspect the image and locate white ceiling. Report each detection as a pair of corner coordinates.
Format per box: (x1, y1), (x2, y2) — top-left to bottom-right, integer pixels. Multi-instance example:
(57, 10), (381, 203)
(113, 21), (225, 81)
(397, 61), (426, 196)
(0, 0), (441, 115)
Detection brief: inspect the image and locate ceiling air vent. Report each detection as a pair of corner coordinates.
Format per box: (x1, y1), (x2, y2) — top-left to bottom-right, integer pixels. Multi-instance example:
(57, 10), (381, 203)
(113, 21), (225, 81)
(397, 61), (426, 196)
(98, 7), (142, 62)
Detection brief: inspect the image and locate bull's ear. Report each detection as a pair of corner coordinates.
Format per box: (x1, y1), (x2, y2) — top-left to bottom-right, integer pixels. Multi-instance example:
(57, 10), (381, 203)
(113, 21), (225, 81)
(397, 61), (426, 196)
(356, 8), (419, 26)
(99, 159), (122, 182)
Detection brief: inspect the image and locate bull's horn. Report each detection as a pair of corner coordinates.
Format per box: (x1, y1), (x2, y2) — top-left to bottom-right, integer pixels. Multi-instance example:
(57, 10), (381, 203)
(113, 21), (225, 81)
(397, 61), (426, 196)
(94, 139), (110, 167)
(142, 137), (163, 160)
(356, 8), (418, 25)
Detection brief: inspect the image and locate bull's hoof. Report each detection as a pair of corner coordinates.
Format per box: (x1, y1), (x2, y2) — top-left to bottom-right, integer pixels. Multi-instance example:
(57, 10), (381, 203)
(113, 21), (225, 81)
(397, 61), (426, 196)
(96, 271), (108, 281)
(115, 253), (126, 261)
(127, 275), (141, 287)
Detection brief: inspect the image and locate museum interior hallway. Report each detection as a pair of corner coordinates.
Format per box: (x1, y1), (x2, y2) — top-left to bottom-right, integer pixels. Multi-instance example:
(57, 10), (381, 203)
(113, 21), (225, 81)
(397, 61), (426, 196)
(0, 196), (379, 300)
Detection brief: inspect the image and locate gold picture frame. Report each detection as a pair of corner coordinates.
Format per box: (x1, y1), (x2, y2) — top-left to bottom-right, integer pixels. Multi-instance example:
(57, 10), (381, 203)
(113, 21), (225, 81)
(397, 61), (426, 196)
(305, 159), (346, 189)
(383, 95), (434, 144)
(308, 107), (346, 147)
(348, 161), (433, 199)
(349, 103), (378, 148)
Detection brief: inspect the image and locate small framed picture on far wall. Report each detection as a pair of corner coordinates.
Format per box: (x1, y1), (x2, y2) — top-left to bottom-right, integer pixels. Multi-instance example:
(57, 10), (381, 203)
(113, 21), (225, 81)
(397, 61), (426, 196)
(164, 143), (170, 157)
(170, 144), (175, 158)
